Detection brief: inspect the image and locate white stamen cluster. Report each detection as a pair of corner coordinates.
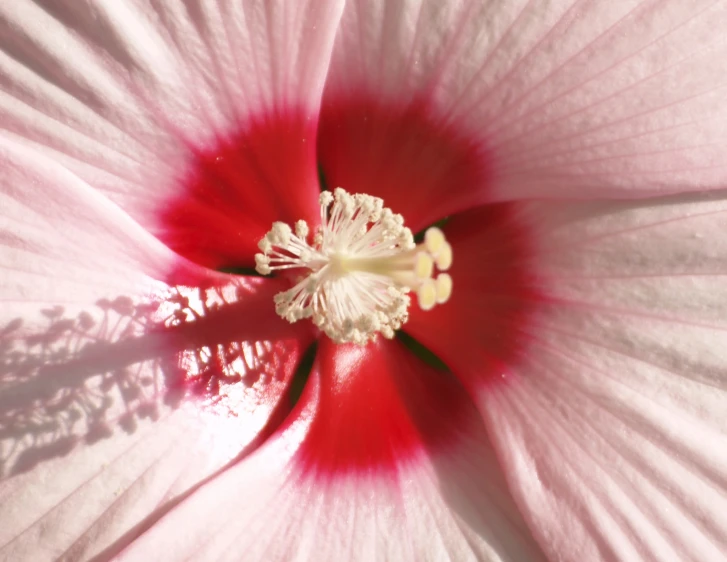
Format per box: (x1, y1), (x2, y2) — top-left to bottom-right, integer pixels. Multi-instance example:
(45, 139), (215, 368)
(255, 187), (452, 345)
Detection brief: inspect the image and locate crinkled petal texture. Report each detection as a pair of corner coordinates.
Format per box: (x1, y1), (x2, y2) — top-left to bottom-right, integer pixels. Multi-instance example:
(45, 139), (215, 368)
(117, 338), (546, 562)
(412, 195), (727, 561)
(323, 0), (727, 207)
(0, 139), (312, 561)
(0, 0), (344, 268)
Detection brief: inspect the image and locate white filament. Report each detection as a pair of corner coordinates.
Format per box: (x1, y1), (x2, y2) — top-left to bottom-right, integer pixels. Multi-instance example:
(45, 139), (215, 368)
(255, 188), (452, 345)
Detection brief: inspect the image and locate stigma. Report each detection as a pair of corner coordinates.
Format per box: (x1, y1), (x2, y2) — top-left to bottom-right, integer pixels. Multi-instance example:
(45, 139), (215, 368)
(255, 188), (452, 345)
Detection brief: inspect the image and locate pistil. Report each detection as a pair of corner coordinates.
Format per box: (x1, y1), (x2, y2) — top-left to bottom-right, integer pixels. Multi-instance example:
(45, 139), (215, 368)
(255, 188), (452, 345)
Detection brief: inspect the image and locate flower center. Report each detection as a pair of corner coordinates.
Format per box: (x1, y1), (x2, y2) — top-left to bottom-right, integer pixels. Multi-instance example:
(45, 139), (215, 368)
(255, 188), (452, 344)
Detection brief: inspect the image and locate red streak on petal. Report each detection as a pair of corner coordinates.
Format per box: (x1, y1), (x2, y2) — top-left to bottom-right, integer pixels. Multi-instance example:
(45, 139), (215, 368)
(158, 111), (321, 270)
(318, 98), (491, 232)
(296, 337), (480, 476)
(406, 203), (541, 389)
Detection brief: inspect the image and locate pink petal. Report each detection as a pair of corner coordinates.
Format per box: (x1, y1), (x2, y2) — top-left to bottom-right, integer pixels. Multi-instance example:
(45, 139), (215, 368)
(325, 0), (727, 203)
(0, 139), (312, 559)
(0, 136), (176, 321)
(0, 1), (344, 266)
(478, 196), (727, 560)
(116, 339), (546, 561)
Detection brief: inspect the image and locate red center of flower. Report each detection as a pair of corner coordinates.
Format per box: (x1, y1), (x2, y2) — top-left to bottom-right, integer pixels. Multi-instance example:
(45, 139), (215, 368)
(158, 110), (322, 272)
(156, 98), (534, 474)
(158, 100), (489, 272)
(317, 98), (490, 234)
(295, 338), (483, 477)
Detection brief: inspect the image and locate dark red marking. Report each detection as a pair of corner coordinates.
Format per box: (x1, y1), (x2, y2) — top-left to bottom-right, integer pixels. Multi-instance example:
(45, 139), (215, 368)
(318, 98), (491, 234)
(295, 338), (481, 475)
(159, 110), (321, 271)
(405, 203), (540, 389)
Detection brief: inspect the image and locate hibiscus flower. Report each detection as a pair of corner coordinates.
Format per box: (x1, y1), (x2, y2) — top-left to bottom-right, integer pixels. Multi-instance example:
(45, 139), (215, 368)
(2, 1), (727, 560)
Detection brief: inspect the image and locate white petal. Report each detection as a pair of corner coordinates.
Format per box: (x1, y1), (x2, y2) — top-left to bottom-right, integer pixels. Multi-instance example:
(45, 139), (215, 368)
(116, 339), (546, 562)
(0, 138), (311, 560)
(0, 135), (174, 321)
(325, 0), (727, 200)
(479, 195), (727, 561)
(0, 0), (344, 225)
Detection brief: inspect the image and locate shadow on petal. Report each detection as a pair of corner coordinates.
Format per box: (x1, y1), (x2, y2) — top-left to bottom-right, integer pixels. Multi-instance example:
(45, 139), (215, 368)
(0, 276), (313, 477)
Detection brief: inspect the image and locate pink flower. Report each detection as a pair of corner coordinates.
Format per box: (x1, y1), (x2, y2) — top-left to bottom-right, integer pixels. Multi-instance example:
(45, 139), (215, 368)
(2, 1), (727, 560)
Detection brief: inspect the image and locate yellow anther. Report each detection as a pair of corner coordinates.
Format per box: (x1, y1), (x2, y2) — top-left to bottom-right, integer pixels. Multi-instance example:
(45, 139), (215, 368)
(414, 252), (434, 280)
(435, 241), (453, 271)
(435, 273), (452, 304)
(417, 279), (437, 311)
(424, 227), (446, 255)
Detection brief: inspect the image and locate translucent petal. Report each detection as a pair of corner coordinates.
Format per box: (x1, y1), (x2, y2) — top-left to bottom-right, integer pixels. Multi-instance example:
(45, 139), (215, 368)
(116, 339), (545, 562)
(0, 0), (345, 266)
(425, 194), (727, 561)
(324, 0), (727, 204)
(0, 138), (311, 560)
